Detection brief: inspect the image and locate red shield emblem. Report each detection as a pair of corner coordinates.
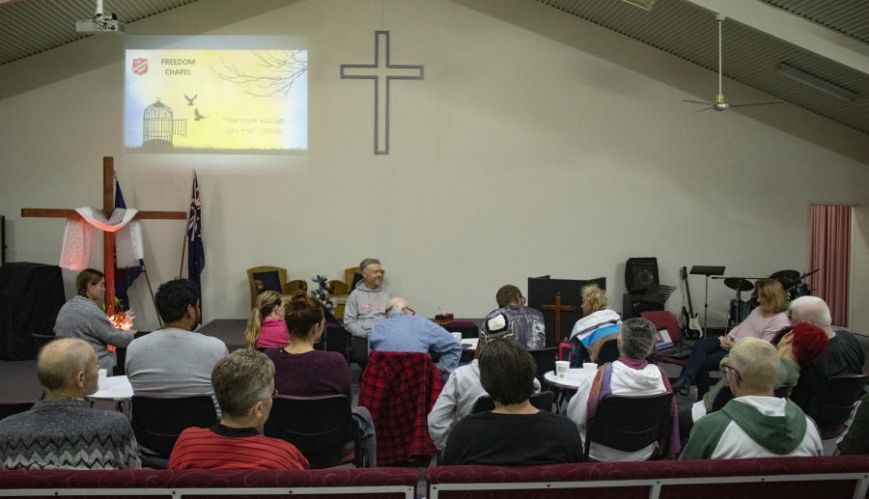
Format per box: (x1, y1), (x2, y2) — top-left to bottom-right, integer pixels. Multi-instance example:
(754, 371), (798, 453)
(132, 58), (148, 76)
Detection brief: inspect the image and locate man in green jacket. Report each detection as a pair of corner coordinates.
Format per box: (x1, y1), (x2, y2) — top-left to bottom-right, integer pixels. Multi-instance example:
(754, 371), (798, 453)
(682, 337), (822, 460)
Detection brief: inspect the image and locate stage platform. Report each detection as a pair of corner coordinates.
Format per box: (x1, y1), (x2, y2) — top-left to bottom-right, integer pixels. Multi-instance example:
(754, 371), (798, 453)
(198, 319), (246, 351)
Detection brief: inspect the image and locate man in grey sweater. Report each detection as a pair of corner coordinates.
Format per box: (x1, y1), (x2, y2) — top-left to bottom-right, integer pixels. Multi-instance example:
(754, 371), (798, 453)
(125, 279), (227, 399)
(0, 338), (141, 469)
(344, 258), (391, 366)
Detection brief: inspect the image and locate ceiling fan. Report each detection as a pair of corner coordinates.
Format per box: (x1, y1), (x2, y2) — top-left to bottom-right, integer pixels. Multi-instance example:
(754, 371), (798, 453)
(683, 14), (783, 112)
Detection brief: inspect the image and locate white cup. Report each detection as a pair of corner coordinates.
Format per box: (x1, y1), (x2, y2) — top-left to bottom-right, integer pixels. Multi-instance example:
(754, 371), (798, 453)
(97, 368), (108, 389)
(555, 360), (569, 378)
(583, 362), (598, 370)
(451, 332), (463, 342)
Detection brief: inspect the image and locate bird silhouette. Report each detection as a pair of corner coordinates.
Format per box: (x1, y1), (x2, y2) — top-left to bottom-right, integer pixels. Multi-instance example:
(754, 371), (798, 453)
(184, 93), (197, 106)
(194, 108), (207, 121)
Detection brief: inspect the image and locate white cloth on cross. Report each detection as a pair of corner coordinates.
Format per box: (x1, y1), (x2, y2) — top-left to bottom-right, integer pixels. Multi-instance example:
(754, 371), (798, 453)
(59, 207), (143, 271)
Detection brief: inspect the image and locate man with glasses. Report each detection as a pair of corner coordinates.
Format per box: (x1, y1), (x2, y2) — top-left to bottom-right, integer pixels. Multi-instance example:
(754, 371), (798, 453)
(169, 349), (308, 470)
(126, 279), (228, 402)
(369, 297), (461, 376)
(485, 285), (546, 350)
(681, 337), (821, 459)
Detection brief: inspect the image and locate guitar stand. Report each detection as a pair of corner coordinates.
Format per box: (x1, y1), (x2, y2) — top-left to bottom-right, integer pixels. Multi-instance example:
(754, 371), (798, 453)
(690, 265), (726, 336)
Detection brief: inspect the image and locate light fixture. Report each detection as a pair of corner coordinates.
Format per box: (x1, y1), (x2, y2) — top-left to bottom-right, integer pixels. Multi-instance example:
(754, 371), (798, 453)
(621, 0), (655, 11)
(776, 62), (858, 102)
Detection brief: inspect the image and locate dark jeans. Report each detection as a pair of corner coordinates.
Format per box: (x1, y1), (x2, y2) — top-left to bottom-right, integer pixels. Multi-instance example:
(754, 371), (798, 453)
(350, 336), (369, 369)
(680, 336), (726, 398)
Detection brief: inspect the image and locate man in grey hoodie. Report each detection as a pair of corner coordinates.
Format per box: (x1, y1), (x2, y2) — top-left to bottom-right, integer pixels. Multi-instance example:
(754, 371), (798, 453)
(344, 258), (391, 366)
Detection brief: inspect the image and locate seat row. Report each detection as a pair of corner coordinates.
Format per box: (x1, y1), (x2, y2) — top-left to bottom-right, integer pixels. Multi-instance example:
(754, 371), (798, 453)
(0, 455), (867, 499)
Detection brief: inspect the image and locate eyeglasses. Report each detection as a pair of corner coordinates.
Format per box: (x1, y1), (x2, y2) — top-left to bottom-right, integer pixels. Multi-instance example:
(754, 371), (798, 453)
(719, 361), (741, 379)
(272, 389), (279, 399)
(403, 307), (416, 316)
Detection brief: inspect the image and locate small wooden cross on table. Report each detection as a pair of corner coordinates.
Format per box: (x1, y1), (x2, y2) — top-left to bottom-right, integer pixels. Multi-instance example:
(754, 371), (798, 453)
(21, 157), (186, 315)
(541, 292), (576, 342)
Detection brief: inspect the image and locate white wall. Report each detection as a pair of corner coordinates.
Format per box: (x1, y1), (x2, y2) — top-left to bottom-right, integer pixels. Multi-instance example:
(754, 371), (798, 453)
(2, 0), (868, 332)
(850, 206), (869, 333)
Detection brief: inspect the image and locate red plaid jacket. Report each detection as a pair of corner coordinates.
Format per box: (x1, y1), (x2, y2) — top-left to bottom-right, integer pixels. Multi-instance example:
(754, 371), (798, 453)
(358, 351), (444, 465)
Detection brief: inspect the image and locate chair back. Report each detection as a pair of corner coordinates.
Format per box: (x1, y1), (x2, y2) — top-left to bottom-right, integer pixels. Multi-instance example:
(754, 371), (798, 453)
(324, 324), (351, 361)
(528, 347), (558, 383)
(585, 392), (673, 457)
(131, 396), (218, 458)
(0, 402), (34, 422)
(710, 386), (734, 412)
(264, 394), (356, 468)
(246, 266), (288, 307)
(471, 391), (554, 414)
(596, 340), (620, 364)
(31, 333), (56, 352)
(811, 374), (869, 438)
(641, 311), (683, 344)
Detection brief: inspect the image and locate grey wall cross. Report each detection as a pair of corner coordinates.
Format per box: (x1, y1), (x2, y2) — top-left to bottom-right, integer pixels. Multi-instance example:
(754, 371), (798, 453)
(340, 31), (424, 155)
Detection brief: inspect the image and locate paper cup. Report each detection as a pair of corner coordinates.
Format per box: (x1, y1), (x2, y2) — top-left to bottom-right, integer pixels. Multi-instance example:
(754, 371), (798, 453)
(451, 332), (463, 342)
(98, 368), (108, 389)
(555, 360), (569, 378)
(583, 362), (598, 370)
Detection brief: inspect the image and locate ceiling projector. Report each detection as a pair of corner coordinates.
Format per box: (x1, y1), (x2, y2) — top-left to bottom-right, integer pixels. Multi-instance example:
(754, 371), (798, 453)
(76, 0), (125, 34)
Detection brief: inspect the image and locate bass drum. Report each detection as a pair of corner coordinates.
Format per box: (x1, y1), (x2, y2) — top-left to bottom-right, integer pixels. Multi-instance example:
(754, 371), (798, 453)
(787, 283), (812, 301)
(729, 299), (755, 327)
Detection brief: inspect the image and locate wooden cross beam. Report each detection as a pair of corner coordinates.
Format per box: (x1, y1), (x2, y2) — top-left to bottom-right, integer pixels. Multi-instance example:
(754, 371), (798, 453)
(21, 156), (186, 314)
(541, 292), (576, 342)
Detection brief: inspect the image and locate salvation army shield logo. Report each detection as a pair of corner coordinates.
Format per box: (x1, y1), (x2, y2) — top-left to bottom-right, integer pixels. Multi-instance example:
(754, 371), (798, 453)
(132, 58), (148, 76)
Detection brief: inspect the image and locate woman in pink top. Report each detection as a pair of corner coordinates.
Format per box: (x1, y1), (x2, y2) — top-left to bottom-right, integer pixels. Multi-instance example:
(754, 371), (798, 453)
(673, 279), (789, 397)
(243, 290), (290, 350)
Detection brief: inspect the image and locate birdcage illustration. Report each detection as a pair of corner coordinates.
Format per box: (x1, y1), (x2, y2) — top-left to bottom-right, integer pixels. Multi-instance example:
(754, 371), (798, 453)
(142, 99), (188, 146)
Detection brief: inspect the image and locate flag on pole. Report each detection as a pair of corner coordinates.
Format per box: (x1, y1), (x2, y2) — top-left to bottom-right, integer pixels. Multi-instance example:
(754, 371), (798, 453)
(114, 178), (144, 310)
(186, 171), (205, 297)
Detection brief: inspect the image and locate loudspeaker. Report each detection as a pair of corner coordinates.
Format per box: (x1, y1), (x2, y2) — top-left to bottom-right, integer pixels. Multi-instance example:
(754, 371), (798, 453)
(622, 293), (664, 319)
(625, 257), (659, 294)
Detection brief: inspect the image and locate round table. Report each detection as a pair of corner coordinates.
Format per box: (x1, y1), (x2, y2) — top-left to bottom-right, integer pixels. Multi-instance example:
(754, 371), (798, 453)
(543, 367), (598, 391)
(88, 375), (133, 414)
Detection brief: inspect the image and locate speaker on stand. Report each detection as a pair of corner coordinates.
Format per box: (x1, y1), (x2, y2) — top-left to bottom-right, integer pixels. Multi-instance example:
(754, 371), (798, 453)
(623, 258), (662, 318)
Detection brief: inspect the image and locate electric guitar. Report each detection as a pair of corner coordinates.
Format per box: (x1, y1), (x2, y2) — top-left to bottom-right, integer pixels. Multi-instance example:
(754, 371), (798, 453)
(680, 266), (703, 339)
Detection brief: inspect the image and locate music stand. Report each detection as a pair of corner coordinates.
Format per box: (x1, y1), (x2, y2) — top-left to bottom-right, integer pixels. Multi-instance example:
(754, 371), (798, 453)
(690, 265), (725, 332)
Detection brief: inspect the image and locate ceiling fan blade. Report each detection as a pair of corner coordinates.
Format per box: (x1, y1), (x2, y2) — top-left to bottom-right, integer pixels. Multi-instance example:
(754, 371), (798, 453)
(682, 99), (713, 105)
(728, 101), (785, 108)
(695, 107), (714, 112)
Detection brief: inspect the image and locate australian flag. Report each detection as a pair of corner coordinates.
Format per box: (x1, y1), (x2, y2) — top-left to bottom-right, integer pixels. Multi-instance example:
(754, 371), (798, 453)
(186, 171), (205, 297)
(114, 179), (144, 310)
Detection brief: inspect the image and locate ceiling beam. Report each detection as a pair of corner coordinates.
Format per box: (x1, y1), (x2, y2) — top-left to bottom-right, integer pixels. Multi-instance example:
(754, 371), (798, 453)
(682, 0), (869, 76)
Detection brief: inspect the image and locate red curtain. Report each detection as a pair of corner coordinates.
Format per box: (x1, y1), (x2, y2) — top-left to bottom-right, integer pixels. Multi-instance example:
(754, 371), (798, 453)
(809, 205), (851, 326)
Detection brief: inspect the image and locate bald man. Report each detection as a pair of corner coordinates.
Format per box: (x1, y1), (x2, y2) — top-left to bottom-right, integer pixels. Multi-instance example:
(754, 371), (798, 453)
(0, 338), (141, 469)
(369, 297), (461, 375)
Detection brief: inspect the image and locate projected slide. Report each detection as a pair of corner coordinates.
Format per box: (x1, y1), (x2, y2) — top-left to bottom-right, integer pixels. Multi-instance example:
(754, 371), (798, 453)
(125, 42), (307, 153)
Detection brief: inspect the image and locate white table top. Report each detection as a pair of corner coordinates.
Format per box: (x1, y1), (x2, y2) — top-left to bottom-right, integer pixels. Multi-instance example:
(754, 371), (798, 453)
(89, 375), (133, 400)
(543, 368), (598, 390)
(461, 338), (478, 351)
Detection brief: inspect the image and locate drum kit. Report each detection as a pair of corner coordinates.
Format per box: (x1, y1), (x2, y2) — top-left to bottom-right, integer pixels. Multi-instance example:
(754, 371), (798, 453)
(720, 268), (817, 332)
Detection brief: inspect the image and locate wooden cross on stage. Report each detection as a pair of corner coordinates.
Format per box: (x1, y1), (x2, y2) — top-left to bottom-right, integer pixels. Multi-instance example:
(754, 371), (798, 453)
(21, 157), (186, 314)
(541, 292), (576, 342)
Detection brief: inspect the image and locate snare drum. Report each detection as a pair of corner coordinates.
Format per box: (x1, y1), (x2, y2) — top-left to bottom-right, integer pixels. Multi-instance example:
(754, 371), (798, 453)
(787, 283), (812, 301)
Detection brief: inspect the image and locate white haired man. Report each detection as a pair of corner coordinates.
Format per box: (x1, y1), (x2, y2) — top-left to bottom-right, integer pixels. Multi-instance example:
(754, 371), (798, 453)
(681, 337), (822, 459)
(786, 296), (864, 416)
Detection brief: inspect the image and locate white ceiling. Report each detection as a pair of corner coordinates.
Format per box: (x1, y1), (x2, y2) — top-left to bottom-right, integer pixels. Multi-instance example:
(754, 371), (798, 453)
(1, 0), (867, 135)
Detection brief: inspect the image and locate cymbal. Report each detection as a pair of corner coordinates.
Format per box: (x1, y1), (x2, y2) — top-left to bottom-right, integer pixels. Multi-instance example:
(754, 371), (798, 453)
(770, 269), (800, 287)
(724, 278), (754, 292)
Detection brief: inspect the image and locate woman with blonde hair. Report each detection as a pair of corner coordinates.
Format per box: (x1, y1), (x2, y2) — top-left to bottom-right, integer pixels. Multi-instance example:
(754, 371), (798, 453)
(244, 290), (289, 350)
(673, 279), (789, 397)
(567, 283), (621, 366)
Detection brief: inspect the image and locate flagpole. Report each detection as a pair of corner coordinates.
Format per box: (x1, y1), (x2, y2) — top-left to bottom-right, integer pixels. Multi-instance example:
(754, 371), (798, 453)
(179, 235), (187, 279)
(141, 260), (163, 328)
